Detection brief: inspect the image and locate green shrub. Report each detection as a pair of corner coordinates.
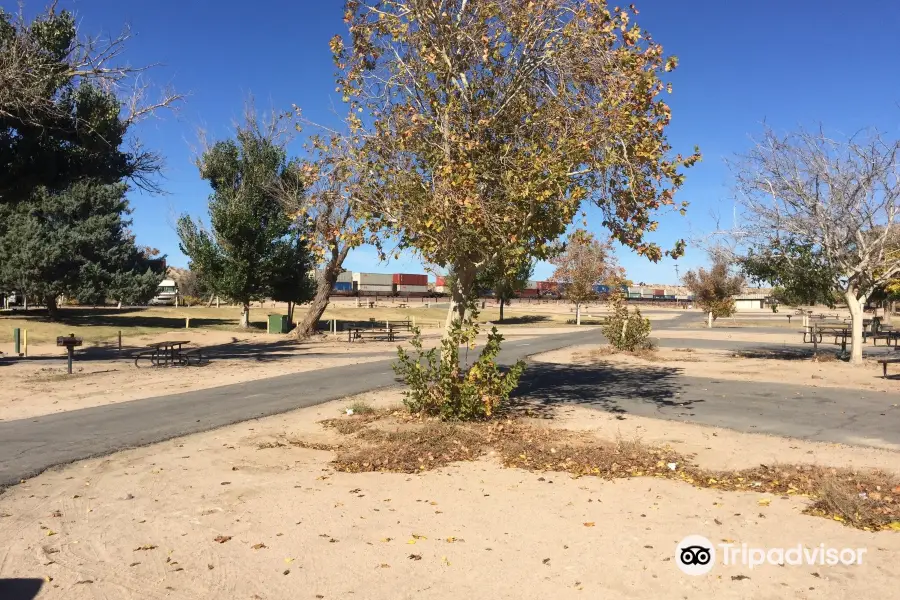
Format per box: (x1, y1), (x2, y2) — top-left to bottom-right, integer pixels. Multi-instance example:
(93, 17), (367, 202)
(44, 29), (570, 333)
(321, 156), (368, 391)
(601, 292), (652, 351)
(393, 307), (525, 421)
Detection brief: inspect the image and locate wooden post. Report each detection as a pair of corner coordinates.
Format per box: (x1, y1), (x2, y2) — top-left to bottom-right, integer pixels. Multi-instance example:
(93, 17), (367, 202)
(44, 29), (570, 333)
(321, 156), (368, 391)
(812, 322), (818, 356)
(118, 331), (122, 355)
(185, 317), (190, 329)
(22, 329), (27, 357)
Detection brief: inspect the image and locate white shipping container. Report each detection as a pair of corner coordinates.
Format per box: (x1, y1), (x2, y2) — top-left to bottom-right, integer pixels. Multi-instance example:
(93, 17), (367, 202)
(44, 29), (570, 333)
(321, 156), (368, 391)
(526, 280), (539, 288)
(357, 284), (394, 292)
(397, 285), (428, 293)
(353, 272), (394, 286)
(336, 270), (353, 283)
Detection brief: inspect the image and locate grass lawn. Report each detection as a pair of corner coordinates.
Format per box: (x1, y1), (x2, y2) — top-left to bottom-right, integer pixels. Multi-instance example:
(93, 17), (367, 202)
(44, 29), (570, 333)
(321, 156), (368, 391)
(0, 302), (583, 346)
(0, 305), (267, 345)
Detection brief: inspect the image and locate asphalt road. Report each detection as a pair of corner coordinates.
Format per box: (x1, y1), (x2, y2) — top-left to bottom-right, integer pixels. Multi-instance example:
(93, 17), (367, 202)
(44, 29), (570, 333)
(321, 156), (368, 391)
(2, 327), (900, 489)
(0, 329), (597, 488)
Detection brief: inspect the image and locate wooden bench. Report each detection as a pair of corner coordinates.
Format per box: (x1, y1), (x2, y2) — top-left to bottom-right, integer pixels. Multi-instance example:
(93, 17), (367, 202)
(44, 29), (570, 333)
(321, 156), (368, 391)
(877, 357), (900, 378)
(347, 328), (396, 342)
(868, 325), (899, 347)
(388, 320), (413, 332)
(180, 348), (205, 366)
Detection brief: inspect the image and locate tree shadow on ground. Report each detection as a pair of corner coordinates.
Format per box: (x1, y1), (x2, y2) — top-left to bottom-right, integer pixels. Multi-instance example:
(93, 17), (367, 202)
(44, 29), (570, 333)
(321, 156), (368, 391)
(509, 360), (693, 419)
(2, 306), (237, 330)
(488, 315), (551, 325)
(2, 336), (396, 368)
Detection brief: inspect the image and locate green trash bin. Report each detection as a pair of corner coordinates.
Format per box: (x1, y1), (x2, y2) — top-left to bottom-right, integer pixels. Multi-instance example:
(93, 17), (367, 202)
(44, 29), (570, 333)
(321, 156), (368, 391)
(267, 314), (289, 334)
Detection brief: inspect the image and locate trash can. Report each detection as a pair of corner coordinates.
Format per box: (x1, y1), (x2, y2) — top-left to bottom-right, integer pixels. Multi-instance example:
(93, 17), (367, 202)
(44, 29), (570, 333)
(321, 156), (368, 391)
(267, 314), (289, 334)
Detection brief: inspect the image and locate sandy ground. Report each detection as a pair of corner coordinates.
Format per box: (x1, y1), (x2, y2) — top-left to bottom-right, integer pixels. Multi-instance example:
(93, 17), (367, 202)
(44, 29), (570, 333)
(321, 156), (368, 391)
(1, 390), (898, 600)
(533, 344), (900, 396)
(653, 329), (807, 344)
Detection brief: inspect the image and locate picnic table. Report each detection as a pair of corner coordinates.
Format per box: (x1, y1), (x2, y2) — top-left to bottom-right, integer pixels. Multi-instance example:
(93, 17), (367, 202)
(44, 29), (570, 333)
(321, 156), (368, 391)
(134, 340), (203, 367)
(802, 323), (851, 351)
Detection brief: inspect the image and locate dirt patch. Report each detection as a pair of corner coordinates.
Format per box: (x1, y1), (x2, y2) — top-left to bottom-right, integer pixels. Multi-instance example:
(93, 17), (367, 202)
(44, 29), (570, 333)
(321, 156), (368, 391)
(2, 389), (900, 599)
(322, 413), (900, 531)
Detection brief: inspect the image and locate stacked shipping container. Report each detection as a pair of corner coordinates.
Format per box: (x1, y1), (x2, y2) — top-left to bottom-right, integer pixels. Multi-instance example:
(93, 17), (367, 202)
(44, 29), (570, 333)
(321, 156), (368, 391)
(393, 273), (429, 295)
(353, 272), (394, 294)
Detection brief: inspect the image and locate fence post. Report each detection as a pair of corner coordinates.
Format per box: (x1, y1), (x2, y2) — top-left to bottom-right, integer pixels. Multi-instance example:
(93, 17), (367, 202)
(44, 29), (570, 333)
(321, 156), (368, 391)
(22, 329), (27, 357)
(118, 331), (122, 355)
(13, 328), (20, 355)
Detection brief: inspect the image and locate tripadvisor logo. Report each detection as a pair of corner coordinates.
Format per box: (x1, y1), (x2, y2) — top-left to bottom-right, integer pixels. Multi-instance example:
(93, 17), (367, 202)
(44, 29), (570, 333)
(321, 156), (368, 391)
(675, 535), (867, 575)
(676, 535), (715, 575)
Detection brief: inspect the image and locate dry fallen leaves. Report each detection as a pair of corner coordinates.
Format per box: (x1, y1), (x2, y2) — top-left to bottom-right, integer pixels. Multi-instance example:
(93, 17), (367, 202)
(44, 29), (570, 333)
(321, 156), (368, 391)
(133, 545), (157, 551)
(251, 543), (267, 550)
(583, 522), (595, 527)
(213, 536), (232, 544)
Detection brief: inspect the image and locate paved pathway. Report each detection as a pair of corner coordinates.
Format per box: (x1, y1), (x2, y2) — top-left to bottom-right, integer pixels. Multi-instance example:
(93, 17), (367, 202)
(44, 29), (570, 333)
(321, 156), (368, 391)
(2, 328), (900, 489)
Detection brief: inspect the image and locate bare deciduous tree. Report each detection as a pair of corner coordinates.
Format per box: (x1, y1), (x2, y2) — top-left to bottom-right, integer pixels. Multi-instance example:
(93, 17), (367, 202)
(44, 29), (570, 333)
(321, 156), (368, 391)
(732, 126), (900, 363)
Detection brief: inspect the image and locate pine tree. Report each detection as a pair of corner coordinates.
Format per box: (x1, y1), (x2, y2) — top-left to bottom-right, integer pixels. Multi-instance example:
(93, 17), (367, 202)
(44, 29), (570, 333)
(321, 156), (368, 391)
(0, 180), (165, 317)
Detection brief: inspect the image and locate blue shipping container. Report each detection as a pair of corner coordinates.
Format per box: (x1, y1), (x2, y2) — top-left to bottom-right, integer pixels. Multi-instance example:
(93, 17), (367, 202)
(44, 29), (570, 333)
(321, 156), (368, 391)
(593, 284), (611, 294)
(333, 282), (352, 292)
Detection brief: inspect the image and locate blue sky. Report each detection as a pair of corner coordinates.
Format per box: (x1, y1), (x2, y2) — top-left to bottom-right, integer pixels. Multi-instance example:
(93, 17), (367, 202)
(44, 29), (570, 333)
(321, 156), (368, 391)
(23, 0), (900, 284)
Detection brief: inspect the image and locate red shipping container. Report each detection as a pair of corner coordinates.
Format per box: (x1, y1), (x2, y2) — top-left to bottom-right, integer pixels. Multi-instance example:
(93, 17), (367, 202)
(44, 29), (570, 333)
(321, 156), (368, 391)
(519, 288), (539, 297)
(393, 273), (428, 286)
(653, 288), (665, 296)
(436, 276), (446, 286)
(537, 281), (557, 291)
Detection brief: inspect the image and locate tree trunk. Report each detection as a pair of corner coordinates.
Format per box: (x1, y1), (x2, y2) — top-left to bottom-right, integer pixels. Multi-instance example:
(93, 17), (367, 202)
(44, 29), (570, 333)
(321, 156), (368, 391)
(707, 311), (713, 329)
(444, 263), (476, 338)
(499, 298), (505, 322)
(240, 303), (250, 328)
(297, 272), (337, 338)
(45, 295), (59, 320)
(287, 301), (294, 326)
(845, 288), (865, 365)
(576, 302), (581, 325)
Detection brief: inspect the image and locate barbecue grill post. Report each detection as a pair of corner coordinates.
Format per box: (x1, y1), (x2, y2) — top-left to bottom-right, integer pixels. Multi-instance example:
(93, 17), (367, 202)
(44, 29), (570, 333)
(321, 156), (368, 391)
(67, 346), (73, 374)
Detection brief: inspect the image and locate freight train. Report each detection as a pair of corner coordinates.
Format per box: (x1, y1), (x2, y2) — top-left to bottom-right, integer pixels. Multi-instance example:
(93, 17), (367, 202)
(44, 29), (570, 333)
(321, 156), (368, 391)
(322, 271), (693, 303)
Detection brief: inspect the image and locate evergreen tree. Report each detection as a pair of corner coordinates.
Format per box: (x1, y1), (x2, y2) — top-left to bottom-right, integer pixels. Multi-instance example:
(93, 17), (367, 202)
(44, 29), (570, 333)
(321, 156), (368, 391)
(1, 5), (177, 205)
(0, 180), (165, 317)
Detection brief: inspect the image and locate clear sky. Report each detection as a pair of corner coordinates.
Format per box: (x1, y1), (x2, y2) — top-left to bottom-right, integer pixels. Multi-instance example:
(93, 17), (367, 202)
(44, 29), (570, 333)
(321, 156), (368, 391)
(19, 0), (900, 284)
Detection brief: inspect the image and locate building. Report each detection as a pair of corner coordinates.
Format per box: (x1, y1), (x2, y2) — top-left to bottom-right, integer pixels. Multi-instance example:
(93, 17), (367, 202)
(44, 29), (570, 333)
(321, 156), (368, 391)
(733, 294), (769, 311)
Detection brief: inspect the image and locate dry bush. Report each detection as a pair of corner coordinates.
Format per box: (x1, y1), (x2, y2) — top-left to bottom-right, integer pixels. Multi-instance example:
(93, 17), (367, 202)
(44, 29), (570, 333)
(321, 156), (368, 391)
(813, 353), (840, 363)
(590, 346), (666, 363)
(346, 400), (377, 415)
